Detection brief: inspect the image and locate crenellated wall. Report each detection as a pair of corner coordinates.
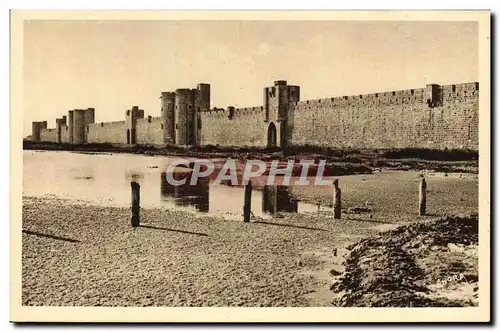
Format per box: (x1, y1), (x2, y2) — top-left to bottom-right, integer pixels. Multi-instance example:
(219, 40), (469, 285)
(289, 82), (478, 149)
(61, 125), (69, 143)
(87, 121), (127, 144)
(40, 128), (58, 142)
(29, 81), (479, 151)
(199, 106), (267, 146)
(136, 116), (164, 145)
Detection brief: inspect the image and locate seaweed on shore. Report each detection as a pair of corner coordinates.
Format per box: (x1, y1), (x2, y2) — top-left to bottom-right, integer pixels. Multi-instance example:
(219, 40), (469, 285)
(330, 215), (479, 307)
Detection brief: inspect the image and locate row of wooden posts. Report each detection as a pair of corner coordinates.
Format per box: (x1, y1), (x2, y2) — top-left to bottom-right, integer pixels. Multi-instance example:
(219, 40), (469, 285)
(242, 178), (427, 222)
(129, 178), (427, 226)
(242, 179), (342, 223)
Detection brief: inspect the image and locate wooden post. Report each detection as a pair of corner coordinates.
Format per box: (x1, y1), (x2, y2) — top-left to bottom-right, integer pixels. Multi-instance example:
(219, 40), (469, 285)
(262, 185), (269, 213)
(131, 181), (140, 227)
(270, 185), (277, 215)
(262, 185), (279, 215)
(333, 179), (341, 220)
(419, 178), (427, 216)
(244, 180), (253, 222)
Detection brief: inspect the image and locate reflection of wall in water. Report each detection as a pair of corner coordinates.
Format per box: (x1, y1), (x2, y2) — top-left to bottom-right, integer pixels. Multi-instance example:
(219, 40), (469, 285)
(160, 172), (209, 212)
(262, 185), (298, 214)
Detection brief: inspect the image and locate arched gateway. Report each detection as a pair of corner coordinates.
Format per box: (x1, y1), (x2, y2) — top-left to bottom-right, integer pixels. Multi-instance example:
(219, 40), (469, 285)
(267, 122), (277, 148)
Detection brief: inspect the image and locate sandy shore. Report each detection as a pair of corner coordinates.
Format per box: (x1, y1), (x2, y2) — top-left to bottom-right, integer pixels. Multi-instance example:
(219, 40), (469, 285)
(330, 215), (479, 307)
(22, 196), (398, 307)
(22, 167), (479, 307)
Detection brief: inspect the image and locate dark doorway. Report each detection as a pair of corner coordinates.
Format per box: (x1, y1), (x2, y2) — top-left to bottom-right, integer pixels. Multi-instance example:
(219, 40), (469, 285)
(267, 122), (277, 148)
(126, 129), (130, 144)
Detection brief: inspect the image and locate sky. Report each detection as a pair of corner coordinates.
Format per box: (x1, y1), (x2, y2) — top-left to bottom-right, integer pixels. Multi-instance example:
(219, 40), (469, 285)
(23, 20), (478, 135)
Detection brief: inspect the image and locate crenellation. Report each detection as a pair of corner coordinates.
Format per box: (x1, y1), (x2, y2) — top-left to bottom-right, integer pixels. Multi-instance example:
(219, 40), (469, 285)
(29, 79), (479, 150)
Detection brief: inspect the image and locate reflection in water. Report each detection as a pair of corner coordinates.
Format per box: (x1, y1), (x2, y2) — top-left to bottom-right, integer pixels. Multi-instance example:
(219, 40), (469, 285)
(160, 172), (209, 212)
(23, 151), (331, 220)
(262, 185), (298, 214)
(160, 173), (300, 216)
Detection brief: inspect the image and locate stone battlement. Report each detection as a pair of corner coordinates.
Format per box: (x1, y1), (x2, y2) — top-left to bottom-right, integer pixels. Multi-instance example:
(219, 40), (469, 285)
(29, 80), (479, 151)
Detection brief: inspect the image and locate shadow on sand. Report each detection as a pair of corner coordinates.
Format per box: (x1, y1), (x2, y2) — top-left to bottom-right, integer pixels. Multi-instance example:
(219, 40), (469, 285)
(138, 224), (208, 237)
(252, 220), (327, 232)
(22, 229), (81, 243)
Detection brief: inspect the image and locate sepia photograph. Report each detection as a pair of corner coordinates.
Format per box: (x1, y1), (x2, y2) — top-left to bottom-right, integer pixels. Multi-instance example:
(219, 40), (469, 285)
(10, 10), (490, 323)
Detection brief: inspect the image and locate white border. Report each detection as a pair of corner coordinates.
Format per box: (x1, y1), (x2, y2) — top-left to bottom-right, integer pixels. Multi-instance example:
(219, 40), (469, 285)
(4, 1), (497, 330)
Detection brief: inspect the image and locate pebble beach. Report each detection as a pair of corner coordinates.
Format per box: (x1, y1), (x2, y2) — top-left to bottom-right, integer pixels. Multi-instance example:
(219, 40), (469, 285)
(21, 151), (479, 307)
(22, 196), (391, 307)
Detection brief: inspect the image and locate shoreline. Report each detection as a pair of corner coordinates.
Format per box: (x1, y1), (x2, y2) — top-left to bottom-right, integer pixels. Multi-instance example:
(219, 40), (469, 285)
(20, 196), (402, 307)
(21, 195), (478, 307)
(24, 141), (478, 174)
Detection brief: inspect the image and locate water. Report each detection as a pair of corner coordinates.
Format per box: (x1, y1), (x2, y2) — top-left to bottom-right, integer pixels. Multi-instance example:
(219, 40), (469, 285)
(23, 150), (329, 221)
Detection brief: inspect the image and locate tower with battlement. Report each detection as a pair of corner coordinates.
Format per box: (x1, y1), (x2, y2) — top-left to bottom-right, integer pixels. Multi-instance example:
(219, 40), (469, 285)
(31, 121), (47, 141)
(159, 83), (210, 146)
(160, 92), (176, 144)
(28, 79), (478, 151)
(67, 111), (74, 143)
(84, 108), (95, 142)
(55, 116), (67, 143)
(175, 89), (193, 146)
(125, 106), (144, 144)
(263, 80), (300, 147)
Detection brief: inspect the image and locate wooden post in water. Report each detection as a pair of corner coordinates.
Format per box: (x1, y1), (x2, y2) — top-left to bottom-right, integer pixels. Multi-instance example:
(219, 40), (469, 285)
(262, 185), (269, 213)
(419, 178), (427, 216)
(333, 179), (341, 220)
(131, 181), (140, 227)
(269, 185), (277, 215)
(243, 180), (253, 222)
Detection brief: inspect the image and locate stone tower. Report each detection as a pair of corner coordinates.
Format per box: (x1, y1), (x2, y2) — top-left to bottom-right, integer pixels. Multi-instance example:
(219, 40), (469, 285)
(31, 121), (47, 141)
(194, 83), (210, 144)
(55, 116), (67, 143)
(84, 108), (95, 142)
(72, 109), (86, 144)
(125, 106), (144, 145)
(163, 83), (210, 146)
(67, 108), (94, 144)
(174, 89), (193, 146)
(160, 92), (176, 144)
(67, 110), (74, 143)
(263, 80), (300, 147)
(425, 84), (442, 108)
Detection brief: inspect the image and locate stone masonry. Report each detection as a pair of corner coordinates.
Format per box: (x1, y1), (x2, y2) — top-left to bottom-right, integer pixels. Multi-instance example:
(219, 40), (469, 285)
(29, 80), (479, 150)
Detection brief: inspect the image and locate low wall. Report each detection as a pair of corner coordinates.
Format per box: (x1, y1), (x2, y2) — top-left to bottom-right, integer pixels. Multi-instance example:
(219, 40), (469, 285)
(136, 117), (164, 145)
(40, 128), (58, 142)
(199, 107), (267, 147)
(87, 121), (127, 144)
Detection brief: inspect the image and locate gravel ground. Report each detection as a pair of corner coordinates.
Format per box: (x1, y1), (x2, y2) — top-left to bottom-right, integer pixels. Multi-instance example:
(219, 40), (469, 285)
(21, 169), (479, 307)
(330, 215), (478, 307)
(22, 196), (391, 307)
